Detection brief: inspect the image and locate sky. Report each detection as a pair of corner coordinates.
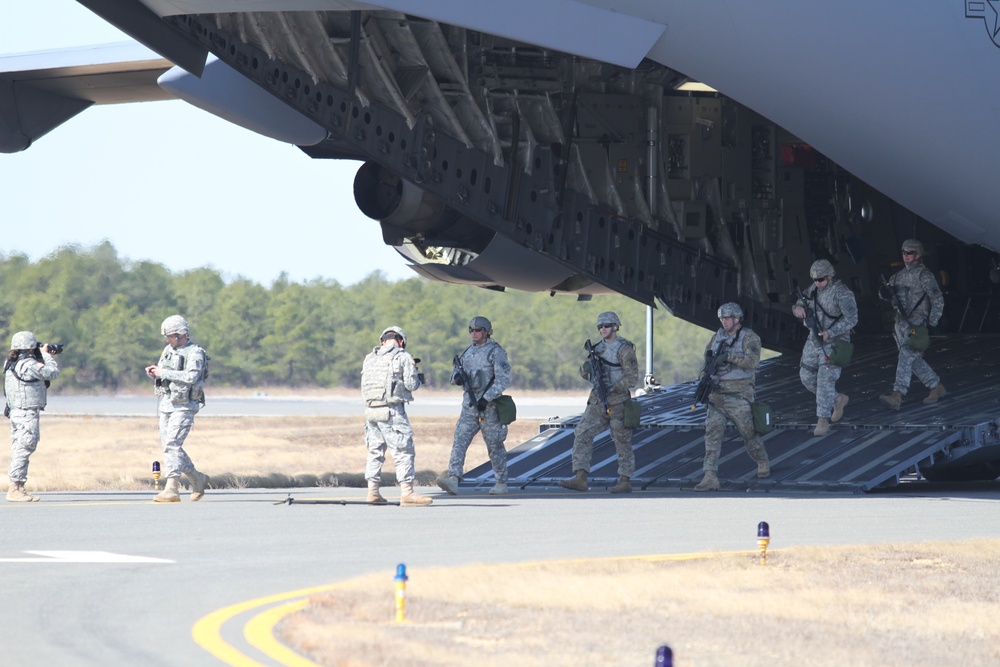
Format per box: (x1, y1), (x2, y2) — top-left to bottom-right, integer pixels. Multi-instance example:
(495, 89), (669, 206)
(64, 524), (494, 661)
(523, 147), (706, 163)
(0, 2), (415, 287)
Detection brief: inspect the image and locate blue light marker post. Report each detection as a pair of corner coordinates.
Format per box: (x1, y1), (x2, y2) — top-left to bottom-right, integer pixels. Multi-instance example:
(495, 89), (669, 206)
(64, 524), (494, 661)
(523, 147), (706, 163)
(152, 461), (161, 490)
(655, 644), (673, 666)
(394, 563), (408, 623)
(757, 521), (770, 564)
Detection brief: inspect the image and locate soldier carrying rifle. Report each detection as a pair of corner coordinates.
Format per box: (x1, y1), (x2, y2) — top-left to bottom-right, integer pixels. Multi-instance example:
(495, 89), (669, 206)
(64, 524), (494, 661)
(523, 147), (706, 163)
(692, 303), (771, 492)
(792, 259), (858, 436)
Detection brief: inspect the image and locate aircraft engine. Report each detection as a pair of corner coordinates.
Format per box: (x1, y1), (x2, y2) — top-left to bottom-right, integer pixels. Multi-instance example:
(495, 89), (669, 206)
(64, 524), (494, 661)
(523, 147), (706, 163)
(353, 161), (611, 296)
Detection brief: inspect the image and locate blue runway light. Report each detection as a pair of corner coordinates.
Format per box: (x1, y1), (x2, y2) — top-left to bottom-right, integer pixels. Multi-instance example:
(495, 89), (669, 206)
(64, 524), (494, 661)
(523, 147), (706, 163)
(655, 644), (673, 666)
(757, 521), (771, 564)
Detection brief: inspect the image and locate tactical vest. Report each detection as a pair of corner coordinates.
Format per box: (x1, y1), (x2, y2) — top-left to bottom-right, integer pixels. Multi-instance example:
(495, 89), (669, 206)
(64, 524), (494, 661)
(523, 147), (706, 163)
(458, 340), (503, 394)
(157, 343), (207, 409)
(362, 346), (416, 406)
(4, 354), (55, 409)
(597, 337), (634, 394)
(710, 328), (754, 381)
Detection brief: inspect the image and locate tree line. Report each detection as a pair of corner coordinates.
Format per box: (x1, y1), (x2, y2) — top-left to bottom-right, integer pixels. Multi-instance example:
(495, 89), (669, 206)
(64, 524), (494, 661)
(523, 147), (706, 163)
(0, 242), (719, 392)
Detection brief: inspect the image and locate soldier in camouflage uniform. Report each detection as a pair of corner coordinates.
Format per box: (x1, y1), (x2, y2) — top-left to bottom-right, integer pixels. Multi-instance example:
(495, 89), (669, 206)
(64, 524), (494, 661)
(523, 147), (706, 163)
(878, 239), (946, 410)
(694, 304), (771, 492)
(436, 316), (512, 496)
(793, 259), (859, 436)
(559, 312), (639, 494)
(145, 315), (210, 503)
(4, 331), (59, 502)
(361, 326), (432, 506)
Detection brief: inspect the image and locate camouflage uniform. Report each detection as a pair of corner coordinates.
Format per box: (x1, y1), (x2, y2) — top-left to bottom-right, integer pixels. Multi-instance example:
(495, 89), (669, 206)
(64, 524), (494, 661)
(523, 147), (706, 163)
(702, 327), (769, 473)
(361, 342), (421, 484)
(446, 339), (511, 482)
(796, 280), (858, 418)
(887, 264), (944, 394)
(5, 341), (59, 486)
(154, 338), (208, 478)
(571, 336), (640, 477)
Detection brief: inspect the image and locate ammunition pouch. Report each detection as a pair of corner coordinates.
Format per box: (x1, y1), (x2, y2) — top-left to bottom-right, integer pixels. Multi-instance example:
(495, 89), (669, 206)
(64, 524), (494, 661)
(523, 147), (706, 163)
(828, 340), (855, 367)
(494, 395), (517, 425)
(906, 325), (930, 351)
(623, 398), (642, 429)
(751, 401), (774, 435)
(365, 406), (391, 423)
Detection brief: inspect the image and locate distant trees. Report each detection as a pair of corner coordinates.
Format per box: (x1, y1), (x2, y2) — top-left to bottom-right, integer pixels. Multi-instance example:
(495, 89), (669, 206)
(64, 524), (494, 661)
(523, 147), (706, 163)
(0, 243), (727, 392)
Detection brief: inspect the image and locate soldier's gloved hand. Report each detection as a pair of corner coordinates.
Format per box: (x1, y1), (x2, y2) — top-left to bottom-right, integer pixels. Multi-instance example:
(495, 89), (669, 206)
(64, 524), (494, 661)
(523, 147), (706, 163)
(580, 360), (594, 380)
(476, 397), (488, 411)
(417, 373), (426, 384)
(704, 349), (713, 362)
(877, 284), (893, 301)
(715, 350), (729, 364)
(451, 371), (466, 386)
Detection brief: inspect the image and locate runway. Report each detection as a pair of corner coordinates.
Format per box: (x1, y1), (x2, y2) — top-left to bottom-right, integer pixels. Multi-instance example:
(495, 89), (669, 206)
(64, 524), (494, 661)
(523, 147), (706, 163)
(2, 484), (1000, 665)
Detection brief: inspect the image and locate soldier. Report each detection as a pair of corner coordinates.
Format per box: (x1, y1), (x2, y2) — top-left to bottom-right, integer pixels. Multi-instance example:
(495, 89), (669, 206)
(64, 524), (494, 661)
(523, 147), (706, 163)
(559, 311), (639, 493)
(144, 315), (210, 503)
(4, 331), (60, 502)
(694, 303), (771, 491)
(792, 259), (859, 436)
(361, 326), (432, 506)
(878, 239), (946, 410)
(436, 316), (511, 496)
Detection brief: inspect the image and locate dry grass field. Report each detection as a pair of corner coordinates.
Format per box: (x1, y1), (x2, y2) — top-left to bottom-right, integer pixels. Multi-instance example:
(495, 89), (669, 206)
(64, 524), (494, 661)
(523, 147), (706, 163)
(281, 539), (1000, 667)
(10, 414), (545, 492)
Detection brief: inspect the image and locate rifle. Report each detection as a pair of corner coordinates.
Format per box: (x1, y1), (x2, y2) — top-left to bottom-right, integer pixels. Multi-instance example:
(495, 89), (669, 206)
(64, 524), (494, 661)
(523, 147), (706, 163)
(879, 274), (911, 324)
(692, 345), (723, 406)
(453, 354), (483, 422)
(584, 339), (611, 414)
(795, 285), (830, 359)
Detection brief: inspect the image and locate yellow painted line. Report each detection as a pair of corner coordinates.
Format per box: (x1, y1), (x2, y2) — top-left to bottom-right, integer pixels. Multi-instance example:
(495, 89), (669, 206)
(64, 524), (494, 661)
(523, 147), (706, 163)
(244, 599), (320, 667)
(193, 584), (340, 667)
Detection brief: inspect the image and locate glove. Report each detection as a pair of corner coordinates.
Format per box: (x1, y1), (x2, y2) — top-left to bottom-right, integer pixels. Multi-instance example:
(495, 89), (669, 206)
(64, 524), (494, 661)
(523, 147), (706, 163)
(580, 360), (594, 380)
(715, 350), (729, 364)
(417, 373), (426, 384)
(451, 371), (466, 386)
(878, 284), (893, 301)
(476, 397), (488, 411)
(704, 349), (713, 362)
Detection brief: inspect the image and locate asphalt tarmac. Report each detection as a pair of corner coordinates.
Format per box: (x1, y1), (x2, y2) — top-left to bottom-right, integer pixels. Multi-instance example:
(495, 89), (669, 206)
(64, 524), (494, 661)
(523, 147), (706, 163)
(2, 483), (1000, 666)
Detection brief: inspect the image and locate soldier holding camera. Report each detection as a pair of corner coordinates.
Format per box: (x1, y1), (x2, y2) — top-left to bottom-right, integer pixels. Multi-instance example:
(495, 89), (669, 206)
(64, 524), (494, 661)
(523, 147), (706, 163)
(145, 315), (209, 503)
(4, 331), (60, 502)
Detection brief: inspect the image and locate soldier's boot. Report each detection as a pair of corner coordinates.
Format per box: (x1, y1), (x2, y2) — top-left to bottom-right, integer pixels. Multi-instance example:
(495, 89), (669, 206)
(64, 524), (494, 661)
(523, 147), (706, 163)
(186, 469), (209, 502)
(609, 476), (632, 494)
(153, 477), (181, 503)
(879, 391), (903, 411)
(694, 472), (720, 492)
(366, 480), (387, 504)
(558, 469), (588, 492)
(435, 474), (459, 496)
(757, 459), (771, 479)
(6, 481), (39, 503)
(813, 418), (831, 436)
(923, 383), (947, 405)
(399, 482), (432, 506)
(488, 481), (508, 495)
(831, 393), (850, 423)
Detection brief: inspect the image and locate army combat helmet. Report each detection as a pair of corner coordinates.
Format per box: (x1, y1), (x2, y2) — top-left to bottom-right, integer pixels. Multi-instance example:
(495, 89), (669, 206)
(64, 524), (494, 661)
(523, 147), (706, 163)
(380, 326), (407, 347)
(468, 316), (492, 335)
(10, 331), (37, 350)
(597, 311), (621, 331)
(160, 315), (189, 336)
(901, 239), (925, 256)
(717, 303), (743, 320)
(809, 259), (836, 280)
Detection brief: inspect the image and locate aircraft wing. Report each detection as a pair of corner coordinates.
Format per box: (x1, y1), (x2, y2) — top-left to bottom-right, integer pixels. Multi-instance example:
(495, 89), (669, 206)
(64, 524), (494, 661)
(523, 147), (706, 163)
(5, 0), (1000, 349)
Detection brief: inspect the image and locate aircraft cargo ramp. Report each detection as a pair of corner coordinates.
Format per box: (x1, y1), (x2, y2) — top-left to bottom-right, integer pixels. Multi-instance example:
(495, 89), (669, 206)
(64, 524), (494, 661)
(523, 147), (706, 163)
(462, 335), (1000, 493)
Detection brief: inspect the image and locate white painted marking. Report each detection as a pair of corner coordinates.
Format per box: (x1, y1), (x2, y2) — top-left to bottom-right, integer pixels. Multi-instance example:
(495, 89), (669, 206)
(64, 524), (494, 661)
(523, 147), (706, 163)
(0, 550), (173, 563)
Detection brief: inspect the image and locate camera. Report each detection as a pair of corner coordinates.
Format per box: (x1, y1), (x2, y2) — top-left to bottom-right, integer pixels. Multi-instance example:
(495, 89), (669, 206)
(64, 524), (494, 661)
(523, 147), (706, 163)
(36, 342), (65, 355)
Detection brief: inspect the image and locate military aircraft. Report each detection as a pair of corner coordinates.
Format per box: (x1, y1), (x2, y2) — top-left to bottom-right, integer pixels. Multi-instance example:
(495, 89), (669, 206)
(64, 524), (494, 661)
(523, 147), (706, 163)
(3, 1), (1000, 352)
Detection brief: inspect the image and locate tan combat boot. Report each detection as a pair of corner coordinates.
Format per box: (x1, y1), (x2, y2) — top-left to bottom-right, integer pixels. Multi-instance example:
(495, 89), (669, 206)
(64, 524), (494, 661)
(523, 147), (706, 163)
(186, 470), (209, 502)
(435, 474), (459, 495)
(488, 481), (508, 495)
(831, 393), (849, 422)
(757, 459), (771, 479)
(923, 383), (947, 405)
(6, 481), (39, 502)
(609, 476), (632, 494)
(154, 477), (181, 503)
(558, 469), (588, 492)
(879, 391), (903, 411)
(813, 418), (831, 436)
(399, 481), (432, 506)
(366, 480), (387, 504)
(694, 471), (720, 492)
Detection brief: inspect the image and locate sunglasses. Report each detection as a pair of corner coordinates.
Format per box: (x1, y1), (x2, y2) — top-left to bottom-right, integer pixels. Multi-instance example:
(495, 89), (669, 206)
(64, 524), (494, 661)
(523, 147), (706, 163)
(902, 250), (917, 256)
(597, 323), (615, 330)
(469, 327), (485, 333)
(814, 277), (828, 284)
